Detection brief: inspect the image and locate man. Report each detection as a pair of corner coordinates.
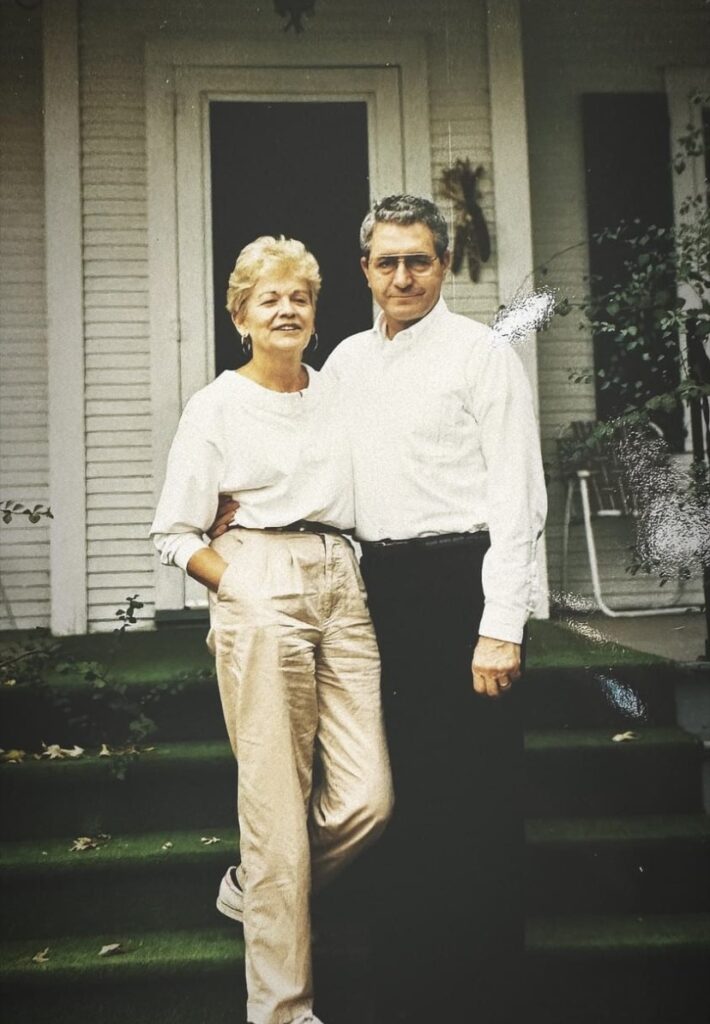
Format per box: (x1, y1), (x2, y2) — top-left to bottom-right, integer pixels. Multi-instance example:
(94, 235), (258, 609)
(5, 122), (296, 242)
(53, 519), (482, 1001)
(215, 195), (547, 1022)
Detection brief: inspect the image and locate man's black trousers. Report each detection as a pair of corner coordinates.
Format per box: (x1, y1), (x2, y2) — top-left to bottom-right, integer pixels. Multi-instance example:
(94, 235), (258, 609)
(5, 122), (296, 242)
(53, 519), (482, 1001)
(359, 535), (524, 1023)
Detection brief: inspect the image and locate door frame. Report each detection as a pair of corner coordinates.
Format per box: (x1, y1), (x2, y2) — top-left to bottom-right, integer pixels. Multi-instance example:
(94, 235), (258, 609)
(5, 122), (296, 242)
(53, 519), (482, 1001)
(146, 35), (432, 614)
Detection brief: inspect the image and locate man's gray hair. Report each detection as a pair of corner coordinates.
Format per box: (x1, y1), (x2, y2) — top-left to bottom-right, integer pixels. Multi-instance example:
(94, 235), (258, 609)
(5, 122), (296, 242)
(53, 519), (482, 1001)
(360, 194), (449, 258)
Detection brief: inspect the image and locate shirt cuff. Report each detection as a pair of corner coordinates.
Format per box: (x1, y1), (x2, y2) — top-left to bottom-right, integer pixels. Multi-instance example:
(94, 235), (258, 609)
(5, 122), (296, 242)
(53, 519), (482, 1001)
(477, 605), (526, 645)
(169, 534), (209, 573)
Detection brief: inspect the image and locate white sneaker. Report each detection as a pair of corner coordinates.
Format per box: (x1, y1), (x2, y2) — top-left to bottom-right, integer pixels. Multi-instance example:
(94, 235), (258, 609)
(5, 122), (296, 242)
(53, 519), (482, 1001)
(216, 865), (244, 922)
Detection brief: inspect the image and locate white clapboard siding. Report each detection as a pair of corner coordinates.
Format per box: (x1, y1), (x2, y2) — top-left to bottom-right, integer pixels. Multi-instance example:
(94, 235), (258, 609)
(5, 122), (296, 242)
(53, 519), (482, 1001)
(523, 0), (708, 609)
(79, 6), (154, 633)
(78, 0), (500, 629)
(0, 4), (50, 630)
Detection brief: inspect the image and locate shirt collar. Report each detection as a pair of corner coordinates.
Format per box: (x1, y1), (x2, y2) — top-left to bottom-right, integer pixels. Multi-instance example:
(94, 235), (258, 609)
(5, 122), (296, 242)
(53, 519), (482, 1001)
(373, 295), (449, 344)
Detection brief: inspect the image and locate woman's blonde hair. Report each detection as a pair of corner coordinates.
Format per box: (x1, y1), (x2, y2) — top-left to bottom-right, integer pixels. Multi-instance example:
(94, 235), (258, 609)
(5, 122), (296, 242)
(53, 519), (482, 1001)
(226, 236), (322, 319)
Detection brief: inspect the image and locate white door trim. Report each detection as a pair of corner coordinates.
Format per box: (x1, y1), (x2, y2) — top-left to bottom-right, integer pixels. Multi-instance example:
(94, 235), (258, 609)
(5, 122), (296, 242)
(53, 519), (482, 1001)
(174, 64), (405, 409)
(43, 0), (88, 634)
(146, 35), (431, 613)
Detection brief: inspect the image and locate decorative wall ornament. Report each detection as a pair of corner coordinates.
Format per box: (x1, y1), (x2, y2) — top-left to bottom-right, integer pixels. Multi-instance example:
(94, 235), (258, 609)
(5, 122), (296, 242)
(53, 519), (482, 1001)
(274, 0), (315, 33)
(438, 159), (491, 283)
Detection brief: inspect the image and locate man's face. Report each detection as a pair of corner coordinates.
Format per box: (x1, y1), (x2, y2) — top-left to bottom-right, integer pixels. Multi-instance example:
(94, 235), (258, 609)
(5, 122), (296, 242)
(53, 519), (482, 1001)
(360, 221), (449, 336)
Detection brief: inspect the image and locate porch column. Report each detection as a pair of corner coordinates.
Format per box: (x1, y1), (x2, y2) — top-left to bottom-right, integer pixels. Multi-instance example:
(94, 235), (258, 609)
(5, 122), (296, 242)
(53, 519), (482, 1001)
(43, 0), (88, 634)
(486, 0), (550, 617)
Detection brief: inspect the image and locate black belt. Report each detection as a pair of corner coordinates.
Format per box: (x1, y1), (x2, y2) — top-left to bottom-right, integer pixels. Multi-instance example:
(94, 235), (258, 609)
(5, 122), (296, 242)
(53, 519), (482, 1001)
(262, 520), (350, 537)
(359, 530), (490, 552)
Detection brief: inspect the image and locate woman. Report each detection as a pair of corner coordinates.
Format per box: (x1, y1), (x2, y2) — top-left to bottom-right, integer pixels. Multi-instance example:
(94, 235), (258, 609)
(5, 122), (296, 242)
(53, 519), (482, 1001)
(151, 236), (393, 1024)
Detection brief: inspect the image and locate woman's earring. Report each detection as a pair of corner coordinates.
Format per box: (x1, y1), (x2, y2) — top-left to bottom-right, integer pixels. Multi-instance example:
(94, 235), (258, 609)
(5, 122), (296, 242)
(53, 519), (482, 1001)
(240, 333), (252, 356)
(308, 331), (319, 352)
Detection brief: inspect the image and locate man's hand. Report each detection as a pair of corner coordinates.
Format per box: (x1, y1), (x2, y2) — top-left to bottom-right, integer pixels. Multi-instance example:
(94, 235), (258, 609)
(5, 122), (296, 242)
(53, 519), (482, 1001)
(472, 635), (521, 698)
(208, 493), (239, 540)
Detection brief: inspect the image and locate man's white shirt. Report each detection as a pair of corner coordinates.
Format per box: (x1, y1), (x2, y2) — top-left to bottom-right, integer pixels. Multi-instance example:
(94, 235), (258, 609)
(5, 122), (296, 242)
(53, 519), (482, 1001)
(323, 297), (547, 645)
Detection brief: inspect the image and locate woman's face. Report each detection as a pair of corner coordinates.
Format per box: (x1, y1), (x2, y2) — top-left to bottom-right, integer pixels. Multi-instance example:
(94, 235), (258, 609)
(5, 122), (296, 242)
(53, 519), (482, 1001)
(235, 270), (315, 359)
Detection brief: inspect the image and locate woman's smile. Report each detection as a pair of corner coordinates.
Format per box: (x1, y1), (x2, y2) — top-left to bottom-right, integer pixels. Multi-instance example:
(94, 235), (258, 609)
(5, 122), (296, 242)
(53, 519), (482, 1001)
(236, 270), (316, 356)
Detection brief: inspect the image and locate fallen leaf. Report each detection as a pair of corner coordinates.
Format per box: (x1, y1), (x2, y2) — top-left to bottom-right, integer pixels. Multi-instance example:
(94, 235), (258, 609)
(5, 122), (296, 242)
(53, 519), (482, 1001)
(98, 943), (124, 957)
(200, 836), (221, 846)
(32, 948), (50, 964)
(612, 731), (639, 743)
(69, 833), (110, 853)
(71, 836), (98, 852)
(64, 745), (85, 759)
(41, 744), (64, 759)
(99, 743), (112, 757)
(161, 841), (173, 851)
(3, 678), (17, 687)
(1, 749), (25, 764)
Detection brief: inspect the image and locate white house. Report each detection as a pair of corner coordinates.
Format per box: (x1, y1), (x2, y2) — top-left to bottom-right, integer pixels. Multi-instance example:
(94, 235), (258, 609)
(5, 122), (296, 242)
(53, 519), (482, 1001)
(1, 0), (708, 634)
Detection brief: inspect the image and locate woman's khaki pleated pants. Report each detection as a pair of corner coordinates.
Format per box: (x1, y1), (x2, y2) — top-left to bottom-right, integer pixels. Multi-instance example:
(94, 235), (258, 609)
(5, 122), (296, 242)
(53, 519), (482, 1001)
(207, 528), (393, 1024)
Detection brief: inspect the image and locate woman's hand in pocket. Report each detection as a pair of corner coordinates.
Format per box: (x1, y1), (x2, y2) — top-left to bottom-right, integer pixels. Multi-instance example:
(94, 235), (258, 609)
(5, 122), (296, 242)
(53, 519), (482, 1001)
(186, 548), (230, 594)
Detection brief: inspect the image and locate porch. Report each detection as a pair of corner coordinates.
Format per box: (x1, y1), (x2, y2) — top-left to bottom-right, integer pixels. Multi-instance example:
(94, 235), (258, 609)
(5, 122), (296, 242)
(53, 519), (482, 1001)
(1, 617), (708, 1022)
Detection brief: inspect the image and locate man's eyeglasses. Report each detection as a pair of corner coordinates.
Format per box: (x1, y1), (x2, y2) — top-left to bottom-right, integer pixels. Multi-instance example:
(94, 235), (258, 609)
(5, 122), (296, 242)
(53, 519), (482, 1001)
(369, 253), (439, 276)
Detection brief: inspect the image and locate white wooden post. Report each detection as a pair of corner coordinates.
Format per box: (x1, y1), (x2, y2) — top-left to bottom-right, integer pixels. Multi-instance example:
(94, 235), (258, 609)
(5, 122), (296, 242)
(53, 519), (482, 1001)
(487, 0), (550, 618)
(43, 0), (88, 634)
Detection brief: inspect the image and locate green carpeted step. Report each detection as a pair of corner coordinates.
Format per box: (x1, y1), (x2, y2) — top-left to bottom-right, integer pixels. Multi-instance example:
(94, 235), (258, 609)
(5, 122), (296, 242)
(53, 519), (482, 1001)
(521, 664), (680, 730)
(0, 923), (374, 1024)
(3, 727), (702, 842)
(3, 915), (708, 1024)
(4, 660), (690, 751)
(0, 666), (226, 750)
(0, 926), (244, 988)
(4, 813), (707, 943)
(527, 911), (710, 954)
(1, 622), (675, 752)
(525, 726), (703, 816)
(0, 741), (235, 840)
(526, 913), (710, 1024)
(0, 927), (246, 1024)
(526, 814), (710, 914)
(0, 829), (240, 939)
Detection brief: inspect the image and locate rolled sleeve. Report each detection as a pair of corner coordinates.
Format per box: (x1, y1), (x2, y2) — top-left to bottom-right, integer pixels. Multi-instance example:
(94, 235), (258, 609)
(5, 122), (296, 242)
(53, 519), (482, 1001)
(153, 531), (209, 572)
(150, 399), (224, 572)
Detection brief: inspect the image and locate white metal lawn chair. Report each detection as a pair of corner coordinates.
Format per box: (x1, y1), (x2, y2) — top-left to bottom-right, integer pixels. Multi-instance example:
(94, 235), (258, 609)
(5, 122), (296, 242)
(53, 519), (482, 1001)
(559, 421), (696, 617)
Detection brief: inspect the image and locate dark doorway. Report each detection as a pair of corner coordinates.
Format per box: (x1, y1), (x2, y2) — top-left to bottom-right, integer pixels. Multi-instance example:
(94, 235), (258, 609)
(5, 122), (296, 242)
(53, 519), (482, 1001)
(209, 101), (372, 374)
(582, 93), (683, 449)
